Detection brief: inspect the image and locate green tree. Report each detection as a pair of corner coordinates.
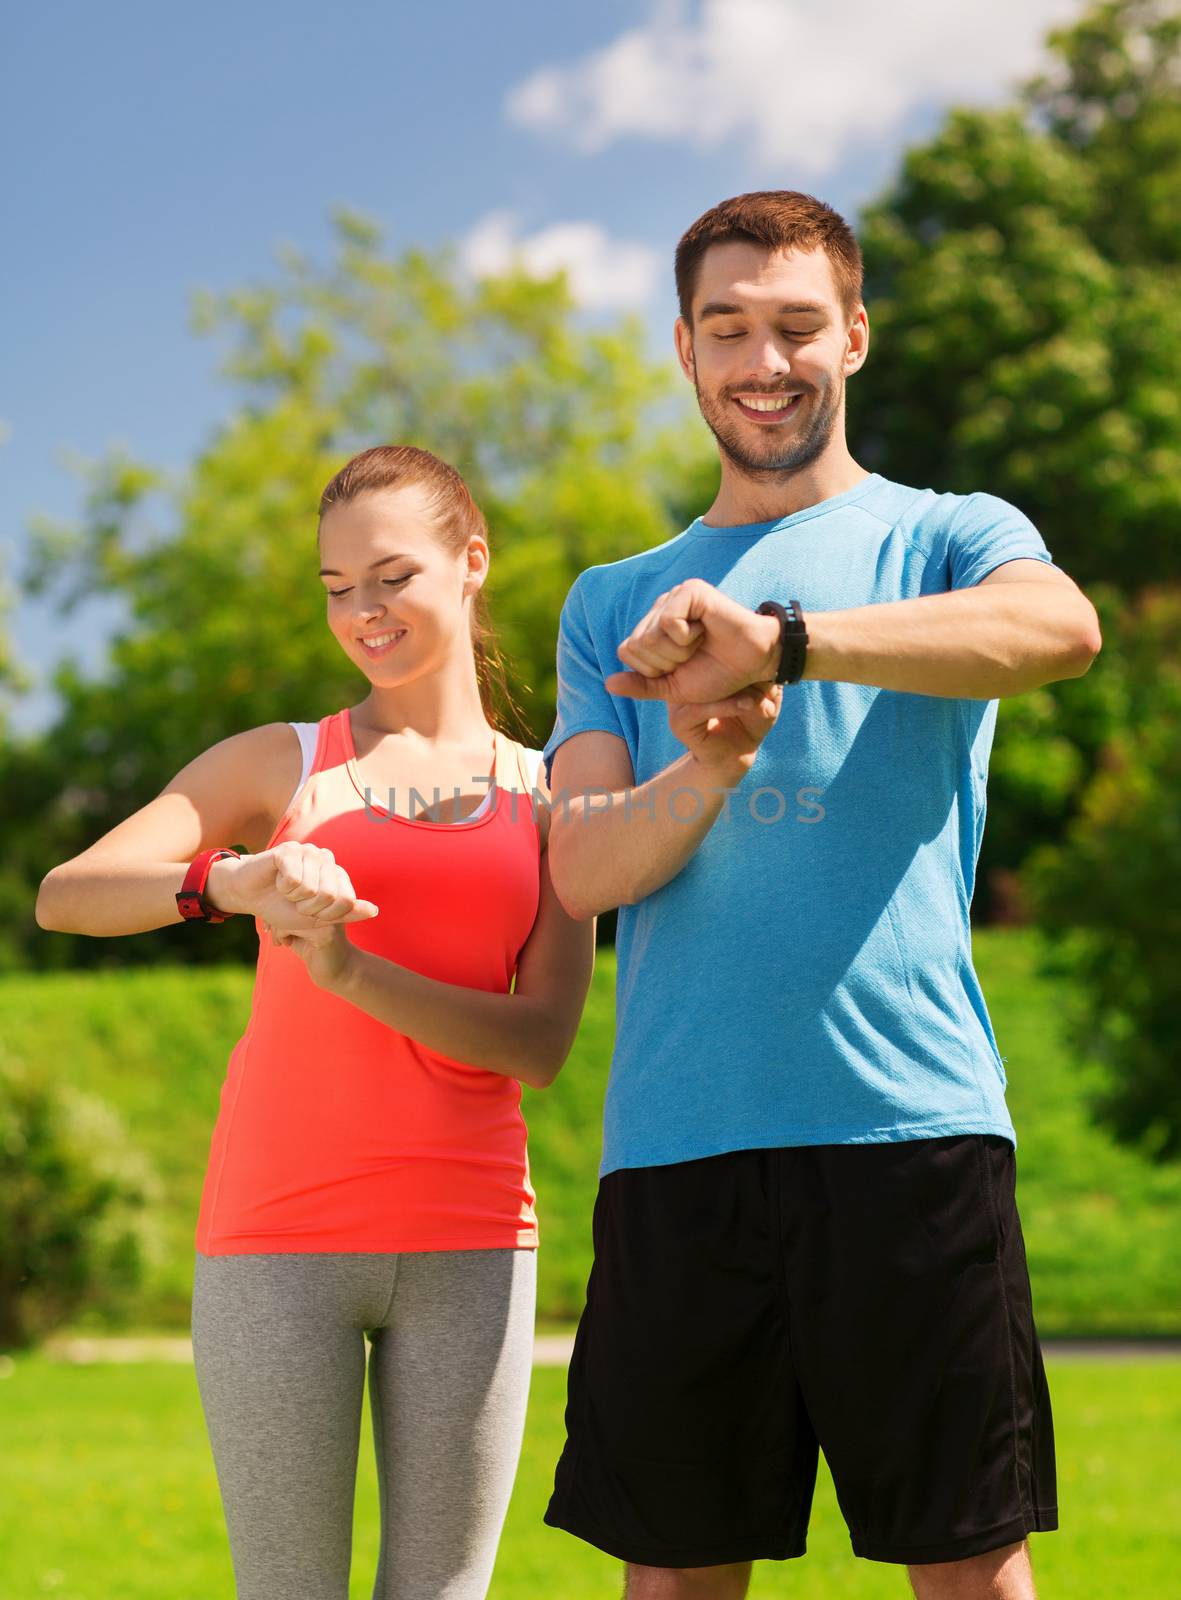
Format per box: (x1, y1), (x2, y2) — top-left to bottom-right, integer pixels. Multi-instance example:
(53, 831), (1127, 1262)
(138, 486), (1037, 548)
(851, 116), (1179, 591)
(13, 211), (707, 969)
(1026, 0), (1181, 267)
(846, 0), (1181, 925)
(0, 484), (33, 740)
(1022, 585), (1181, 1161)
(11, 0), (1179, 981)
(846, 0), (1181, 1157)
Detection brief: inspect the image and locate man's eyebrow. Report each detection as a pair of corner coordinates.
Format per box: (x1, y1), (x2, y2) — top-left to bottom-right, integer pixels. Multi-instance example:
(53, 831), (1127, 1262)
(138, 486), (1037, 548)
(318, 554), (409, 578)
(697, 300), (829, 321)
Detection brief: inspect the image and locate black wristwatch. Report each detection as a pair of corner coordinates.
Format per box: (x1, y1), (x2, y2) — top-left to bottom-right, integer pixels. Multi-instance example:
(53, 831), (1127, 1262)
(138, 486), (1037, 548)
(755, 598), (808, 685)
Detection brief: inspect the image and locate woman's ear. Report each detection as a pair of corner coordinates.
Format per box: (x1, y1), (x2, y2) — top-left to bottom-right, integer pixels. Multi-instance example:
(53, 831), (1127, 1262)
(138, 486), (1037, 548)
(463, 535), (491, 597)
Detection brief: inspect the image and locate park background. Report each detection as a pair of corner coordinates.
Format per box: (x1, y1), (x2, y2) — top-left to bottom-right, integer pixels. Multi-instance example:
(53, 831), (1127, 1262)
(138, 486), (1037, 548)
(1, 0), (1178, 1595)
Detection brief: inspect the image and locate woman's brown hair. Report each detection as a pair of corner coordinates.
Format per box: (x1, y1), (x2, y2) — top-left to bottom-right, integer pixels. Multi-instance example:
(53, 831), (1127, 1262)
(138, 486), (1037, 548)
(318, 445), (532, 742)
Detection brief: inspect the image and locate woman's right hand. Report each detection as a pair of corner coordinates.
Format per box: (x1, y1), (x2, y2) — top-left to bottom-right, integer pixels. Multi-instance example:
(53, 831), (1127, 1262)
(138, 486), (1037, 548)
(207, 842), (378, 931)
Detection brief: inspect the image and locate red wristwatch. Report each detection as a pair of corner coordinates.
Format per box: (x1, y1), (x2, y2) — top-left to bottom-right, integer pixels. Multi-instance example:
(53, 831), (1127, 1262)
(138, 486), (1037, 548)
(176, 848), (240, 923)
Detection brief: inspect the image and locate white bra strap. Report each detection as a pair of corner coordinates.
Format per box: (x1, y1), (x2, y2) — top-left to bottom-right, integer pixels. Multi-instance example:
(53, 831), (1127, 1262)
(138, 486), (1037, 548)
(492, 730), (535, 795)
(287, 721), (321, 810)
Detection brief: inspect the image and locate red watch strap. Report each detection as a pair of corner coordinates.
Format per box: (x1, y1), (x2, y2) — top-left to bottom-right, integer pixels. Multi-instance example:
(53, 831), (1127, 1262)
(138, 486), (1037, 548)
(176, 848), (240, 923)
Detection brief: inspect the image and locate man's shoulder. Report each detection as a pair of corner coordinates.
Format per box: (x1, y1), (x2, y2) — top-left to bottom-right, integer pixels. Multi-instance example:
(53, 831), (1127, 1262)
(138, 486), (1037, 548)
(565, 532), (696, 611)
(867, 477), (1038, 548)
(561, 479), (1039, 617)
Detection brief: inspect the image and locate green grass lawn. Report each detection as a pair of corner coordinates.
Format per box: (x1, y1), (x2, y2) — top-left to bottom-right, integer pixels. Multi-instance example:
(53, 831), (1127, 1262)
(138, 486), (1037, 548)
(0, 1354), (1177, 1598)
(1, 928), (1179, 1336)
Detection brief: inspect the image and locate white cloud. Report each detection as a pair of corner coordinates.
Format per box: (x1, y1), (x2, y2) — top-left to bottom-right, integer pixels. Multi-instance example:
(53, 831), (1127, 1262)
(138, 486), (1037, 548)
(505, 0), (1084, 176)
(458, 211), (661, 310)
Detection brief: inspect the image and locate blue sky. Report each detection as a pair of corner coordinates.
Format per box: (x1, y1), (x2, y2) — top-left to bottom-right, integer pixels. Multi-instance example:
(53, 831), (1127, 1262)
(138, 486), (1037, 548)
(3, 0), (1082, 736)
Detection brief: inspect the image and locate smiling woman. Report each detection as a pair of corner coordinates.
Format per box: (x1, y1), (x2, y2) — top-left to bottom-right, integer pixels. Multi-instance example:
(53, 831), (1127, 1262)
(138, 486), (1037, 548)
(34, 441), (597, 1598)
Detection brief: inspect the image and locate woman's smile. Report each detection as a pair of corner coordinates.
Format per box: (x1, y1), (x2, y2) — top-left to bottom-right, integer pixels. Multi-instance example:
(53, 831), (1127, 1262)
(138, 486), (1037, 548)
(357, 628), (407, 659)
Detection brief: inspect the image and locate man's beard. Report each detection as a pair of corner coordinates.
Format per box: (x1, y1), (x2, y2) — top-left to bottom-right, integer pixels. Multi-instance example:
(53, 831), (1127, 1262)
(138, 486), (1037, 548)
(693, 364), (843, 477)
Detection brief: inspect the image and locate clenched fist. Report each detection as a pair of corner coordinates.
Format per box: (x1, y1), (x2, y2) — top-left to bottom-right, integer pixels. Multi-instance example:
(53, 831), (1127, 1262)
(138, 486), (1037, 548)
(206, 841), (379, 933)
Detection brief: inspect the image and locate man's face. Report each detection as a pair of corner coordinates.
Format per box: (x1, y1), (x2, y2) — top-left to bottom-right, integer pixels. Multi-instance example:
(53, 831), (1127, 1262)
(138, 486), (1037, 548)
(675, 242), (866, 477)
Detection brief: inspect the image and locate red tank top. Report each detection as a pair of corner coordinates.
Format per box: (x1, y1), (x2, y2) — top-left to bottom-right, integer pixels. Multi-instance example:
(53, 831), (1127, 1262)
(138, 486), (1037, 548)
(195, 708), (541, 1254)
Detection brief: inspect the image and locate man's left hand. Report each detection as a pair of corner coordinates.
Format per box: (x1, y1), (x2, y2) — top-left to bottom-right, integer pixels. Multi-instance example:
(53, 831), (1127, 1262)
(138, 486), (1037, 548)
(605, 579), (781, 703)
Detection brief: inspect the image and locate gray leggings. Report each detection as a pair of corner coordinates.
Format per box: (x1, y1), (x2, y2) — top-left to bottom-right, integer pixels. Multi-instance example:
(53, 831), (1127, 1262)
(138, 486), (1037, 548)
(190, 1247), (537, 1599)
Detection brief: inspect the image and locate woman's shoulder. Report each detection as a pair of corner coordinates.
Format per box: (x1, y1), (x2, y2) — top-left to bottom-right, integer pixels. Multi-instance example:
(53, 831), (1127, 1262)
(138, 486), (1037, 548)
(509, 742), (551, 851)
(515, 746), (545, 791)
(202, 719), (325, 851)
(221, 718), (313, 767)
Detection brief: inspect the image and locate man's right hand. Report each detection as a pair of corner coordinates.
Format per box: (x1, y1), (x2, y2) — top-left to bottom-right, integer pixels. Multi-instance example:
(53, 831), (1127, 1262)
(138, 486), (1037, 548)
(206, 842), (379, 930)
(666, 681), (783, 772)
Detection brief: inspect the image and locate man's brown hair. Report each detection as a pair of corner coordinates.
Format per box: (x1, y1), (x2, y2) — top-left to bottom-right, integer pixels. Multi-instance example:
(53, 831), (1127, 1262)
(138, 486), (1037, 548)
(675, 190), (863, 327)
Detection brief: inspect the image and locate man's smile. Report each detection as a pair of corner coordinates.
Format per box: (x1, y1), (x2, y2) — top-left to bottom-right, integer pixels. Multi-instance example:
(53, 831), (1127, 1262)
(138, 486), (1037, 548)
(731, 392), (804, 423)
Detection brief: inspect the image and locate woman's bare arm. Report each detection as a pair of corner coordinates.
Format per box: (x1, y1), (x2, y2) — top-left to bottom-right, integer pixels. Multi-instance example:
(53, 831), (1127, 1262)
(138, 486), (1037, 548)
(33, 723), (370, 935)
(280, 767), (597, 1090)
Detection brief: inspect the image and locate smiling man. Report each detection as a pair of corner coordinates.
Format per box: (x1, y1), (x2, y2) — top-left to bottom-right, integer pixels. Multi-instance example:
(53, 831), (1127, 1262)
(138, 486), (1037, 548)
(538, 193), (1101, 1600)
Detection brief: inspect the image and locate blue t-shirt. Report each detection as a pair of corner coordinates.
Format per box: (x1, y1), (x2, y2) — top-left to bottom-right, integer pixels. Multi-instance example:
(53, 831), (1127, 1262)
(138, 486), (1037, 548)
(541, 472), (1056, 1177)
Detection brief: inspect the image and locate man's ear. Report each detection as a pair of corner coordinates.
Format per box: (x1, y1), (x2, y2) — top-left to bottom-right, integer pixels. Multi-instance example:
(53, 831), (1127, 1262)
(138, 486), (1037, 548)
(845, 305), (870, 375)
(674, 315), (695, 381)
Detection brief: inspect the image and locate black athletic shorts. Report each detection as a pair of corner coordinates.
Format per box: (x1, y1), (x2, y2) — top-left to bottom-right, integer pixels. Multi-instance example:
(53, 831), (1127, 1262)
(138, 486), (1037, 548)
(544, 1134), (1058, 1568)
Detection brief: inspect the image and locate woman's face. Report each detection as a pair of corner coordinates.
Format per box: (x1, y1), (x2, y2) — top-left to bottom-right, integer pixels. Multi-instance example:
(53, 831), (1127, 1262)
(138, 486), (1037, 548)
(317, 482), (488, 684)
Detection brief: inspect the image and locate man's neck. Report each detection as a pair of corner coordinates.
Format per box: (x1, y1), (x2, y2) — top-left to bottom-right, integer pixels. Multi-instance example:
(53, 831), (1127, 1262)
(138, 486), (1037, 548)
(702, 450), (871, 528)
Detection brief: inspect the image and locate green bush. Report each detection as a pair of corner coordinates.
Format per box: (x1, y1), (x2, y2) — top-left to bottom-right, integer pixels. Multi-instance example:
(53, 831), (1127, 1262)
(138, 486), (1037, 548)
(1024, 585), (1181, 1161)
(0, 1049), (163, 1350)
(3, 938), (1180, 1338)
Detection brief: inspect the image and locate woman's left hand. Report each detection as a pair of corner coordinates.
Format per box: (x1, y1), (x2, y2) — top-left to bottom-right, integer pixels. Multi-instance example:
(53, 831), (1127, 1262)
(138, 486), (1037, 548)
(265, 918), (356, 992)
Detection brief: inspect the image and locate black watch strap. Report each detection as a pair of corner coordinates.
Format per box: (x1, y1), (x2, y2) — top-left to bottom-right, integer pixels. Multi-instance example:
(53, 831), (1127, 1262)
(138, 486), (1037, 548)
(756, 598), (808, 685)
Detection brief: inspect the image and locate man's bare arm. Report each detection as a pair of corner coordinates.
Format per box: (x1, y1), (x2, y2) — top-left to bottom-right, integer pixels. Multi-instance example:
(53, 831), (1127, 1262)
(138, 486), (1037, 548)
(546, 687), (780, 922)
(605, 561), (1102, 705)
(794, 560), (1101, 699)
